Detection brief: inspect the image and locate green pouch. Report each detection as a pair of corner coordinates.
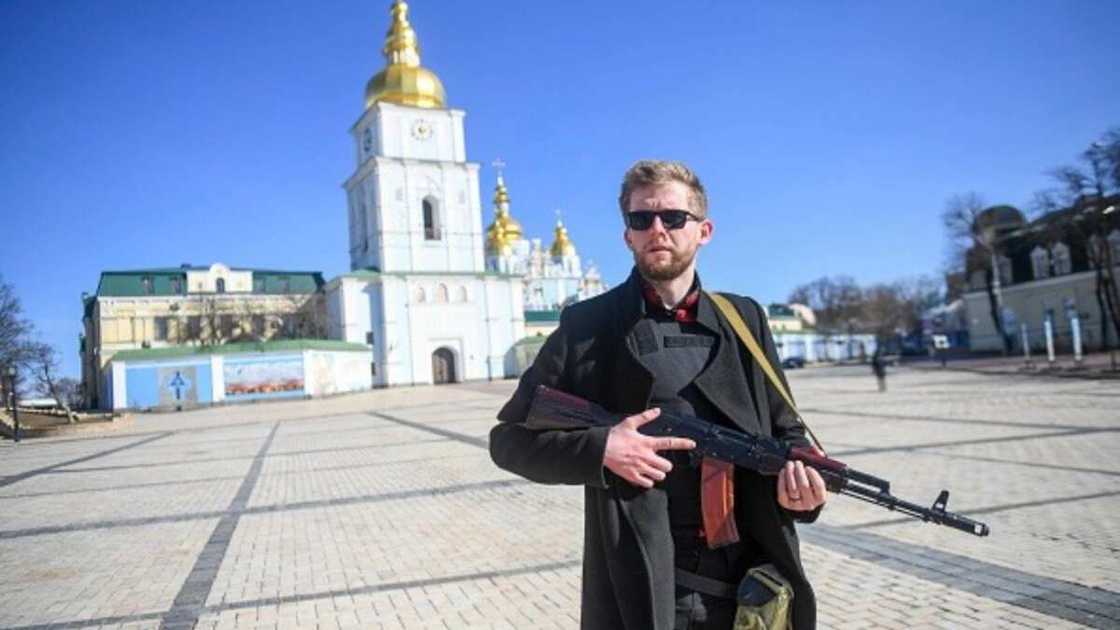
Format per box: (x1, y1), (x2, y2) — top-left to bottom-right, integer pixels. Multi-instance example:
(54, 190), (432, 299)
(732, 563), (793, 630)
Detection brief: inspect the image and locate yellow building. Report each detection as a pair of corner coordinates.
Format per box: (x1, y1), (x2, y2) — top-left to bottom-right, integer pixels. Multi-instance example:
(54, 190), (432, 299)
(81, 262), (327, 409)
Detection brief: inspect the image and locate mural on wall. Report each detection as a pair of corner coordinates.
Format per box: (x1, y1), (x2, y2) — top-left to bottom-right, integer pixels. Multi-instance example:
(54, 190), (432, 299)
(159, 366), (199, 406)
(224, 355), (304, 400)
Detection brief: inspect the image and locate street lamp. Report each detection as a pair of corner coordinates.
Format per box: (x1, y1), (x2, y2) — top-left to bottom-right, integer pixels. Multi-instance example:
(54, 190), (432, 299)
(6, 365), (18, 443)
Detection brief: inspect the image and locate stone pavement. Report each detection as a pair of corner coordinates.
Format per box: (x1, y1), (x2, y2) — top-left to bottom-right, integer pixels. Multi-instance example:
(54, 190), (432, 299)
(1, 366), (1117, 629)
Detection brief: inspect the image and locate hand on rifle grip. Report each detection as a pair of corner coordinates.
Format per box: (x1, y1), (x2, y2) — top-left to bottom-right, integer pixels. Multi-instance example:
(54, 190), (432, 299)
(777, 447), (828, 512)
(603, 408), (697, 489)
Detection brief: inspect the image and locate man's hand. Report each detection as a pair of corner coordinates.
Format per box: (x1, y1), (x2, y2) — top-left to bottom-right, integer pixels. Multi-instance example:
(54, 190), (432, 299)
(777, 447), (828, 512)
(603, 408), (696, 489)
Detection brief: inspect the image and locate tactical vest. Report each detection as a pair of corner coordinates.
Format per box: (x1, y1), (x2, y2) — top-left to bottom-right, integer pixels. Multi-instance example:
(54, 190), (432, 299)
(629, 316), (754, 581)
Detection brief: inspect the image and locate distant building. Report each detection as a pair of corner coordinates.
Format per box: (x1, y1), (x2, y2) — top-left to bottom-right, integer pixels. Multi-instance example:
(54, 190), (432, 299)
(765, 303), (878, 362)
(484, 173), (608, 323)
(960, 200), (1120, 353)
(81, 263), (329, 409)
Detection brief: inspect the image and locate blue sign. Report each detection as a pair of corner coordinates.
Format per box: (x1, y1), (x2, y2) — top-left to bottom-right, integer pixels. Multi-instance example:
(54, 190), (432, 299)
(167, 370), (192, 401)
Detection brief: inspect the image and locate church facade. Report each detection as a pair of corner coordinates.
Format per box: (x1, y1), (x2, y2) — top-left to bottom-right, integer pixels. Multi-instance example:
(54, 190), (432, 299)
(325, 1), (525, 386)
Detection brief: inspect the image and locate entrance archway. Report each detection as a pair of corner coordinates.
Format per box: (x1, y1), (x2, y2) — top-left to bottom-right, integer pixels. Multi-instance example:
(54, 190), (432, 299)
(431, 348), (456, 384)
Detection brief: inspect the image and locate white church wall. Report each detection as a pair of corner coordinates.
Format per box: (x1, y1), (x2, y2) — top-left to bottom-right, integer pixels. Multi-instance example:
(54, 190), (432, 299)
(379, 277), (412, 386)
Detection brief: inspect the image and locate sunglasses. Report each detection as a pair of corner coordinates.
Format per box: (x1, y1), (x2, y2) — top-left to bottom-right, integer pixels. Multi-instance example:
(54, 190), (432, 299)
(624, 209), (701, 231)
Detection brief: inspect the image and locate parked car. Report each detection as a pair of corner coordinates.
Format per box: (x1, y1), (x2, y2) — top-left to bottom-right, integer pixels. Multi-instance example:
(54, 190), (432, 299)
(781, 356), (805, 369)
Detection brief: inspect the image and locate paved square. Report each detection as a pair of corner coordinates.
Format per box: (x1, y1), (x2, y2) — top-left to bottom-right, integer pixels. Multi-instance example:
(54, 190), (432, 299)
(1, 366), (1117, 629)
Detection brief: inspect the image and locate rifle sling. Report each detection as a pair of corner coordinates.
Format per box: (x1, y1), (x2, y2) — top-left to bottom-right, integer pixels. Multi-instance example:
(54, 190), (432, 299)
(706, 292), (825, 453)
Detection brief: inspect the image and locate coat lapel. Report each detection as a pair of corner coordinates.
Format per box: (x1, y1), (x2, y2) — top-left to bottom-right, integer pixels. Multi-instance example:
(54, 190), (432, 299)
(609, 269), (654, 414)
(692, 291), (764, 435)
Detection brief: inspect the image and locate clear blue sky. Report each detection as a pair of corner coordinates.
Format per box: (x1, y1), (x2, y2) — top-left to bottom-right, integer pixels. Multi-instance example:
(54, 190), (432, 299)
(3, 0), (1118, 379)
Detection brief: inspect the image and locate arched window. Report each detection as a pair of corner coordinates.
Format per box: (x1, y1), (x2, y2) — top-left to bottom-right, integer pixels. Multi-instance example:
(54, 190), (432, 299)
(423, 197), (441, 240)
(457, 286), (469, 302)
(414, 286), (426, 303)
(216, 278), (226, 294)
(1051, 243), (1071, 276)
(436, 284), (449, 303)
(1030, 246), (1050, 280)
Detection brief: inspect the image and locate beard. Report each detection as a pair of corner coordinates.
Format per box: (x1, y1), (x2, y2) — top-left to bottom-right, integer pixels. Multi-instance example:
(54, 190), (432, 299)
(634, 244), (697, 282)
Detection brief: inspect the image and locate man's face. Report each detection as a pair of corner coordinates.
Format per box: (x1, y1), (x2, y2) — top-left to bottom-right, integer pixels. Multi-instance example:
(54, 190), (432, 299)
(623, 181), (713, 282)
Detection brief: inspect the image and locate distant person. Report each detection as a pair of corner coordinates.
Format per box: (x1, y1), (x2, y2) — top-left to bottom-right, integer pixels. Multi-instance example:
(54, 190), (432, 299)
(871, 350), (887, 392)
(490, 160), (826, 629)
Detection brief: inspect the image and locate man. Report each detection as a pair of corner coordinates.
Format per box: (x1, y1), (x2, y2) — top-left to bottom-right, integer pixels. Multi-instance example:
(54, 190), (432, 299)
(490, 160), (827, 630)
(871, 350), (887, 392)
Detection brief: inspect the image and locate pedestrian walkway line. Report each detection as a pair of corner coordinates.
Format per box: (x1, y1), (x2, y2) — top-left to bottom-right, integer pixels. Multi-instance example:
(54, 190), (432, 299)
(800, 406), (1107, 432)
(831, 426), (1114, 458)
(846, 488), (1120, 529)
(1, 452), (485, 501)
(368, 411), (489, 449)
(48, 436), (448, 474)
(886, 448), (1120, 478)
(0, 431), (173, 488)
(158, 421), (280, 630)
(0, 559), (581, 630)
(0, 474), (248, 500)
(0, 478), (530, 540)
(804, 524), (1120, 629)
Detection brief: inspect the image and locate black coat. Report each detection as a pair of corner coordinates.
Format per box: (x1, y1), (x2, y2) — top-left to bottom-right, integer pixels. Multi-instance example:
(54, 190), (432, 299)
(490, 269), (819, 630)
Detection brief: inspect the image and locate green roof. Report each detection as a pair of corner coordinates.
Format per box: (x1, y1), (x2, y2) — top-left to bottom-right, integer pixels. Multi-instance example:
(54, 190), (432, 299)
(525, 310), (561, 323)
(94, 267), (324, 297)
(110, 339), (369, 362)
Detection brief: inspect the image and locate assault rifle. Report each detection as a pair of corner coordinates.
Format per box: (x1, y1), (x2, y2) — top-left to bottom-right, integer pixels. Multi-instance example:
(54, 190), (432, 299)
(524, 385), (990, 537)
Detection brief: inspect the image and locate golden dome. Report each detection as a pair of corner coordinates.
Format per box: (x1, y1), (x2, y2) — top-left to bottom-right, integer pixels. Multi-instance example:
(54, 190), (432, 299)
(485, 175), (523, 256)
(550, 217), (577, 258)
(365, 1), (446, 110)
(486, 221), (511, 256)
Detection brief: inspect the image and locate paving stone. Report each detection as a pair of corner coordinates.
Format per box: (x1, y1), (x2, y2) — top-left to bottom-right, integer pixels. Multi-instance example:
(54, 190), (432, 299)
(1, 370), (1117, 628)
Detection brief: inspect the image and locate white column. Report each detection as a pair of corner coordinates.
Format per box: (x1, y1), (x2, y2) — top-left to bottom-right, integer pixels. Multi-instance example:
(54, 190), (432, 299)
(1044, 318), (1056, 365)
(211, 355), (225, 403)
(111, 361), (127, 411)
(1071, 316), (1083, 364)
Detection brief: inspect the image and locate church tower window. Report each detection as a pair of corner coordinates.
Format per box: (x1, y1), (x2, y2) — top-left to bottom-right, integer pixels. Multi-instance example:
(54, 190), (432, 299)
(423, 198), (441, 240)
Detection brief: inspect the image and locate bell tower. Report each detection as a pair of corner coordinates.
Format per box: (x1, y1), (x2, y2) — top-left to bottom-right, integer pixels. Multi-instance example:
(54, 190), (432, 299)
(344, 0), (483, 274)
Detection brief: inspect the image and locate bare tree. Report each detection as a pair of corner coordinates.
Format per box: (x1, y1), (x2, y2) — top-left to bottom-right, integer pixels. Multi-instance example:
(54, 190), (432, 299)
(1037, 128), (1120, 352)
(942, 192), (1014, 354)
(787, 276), (863, 333)
(27, 341), (79, 421)
(860, 277), (942, 345)
(0, 276), (35, 404)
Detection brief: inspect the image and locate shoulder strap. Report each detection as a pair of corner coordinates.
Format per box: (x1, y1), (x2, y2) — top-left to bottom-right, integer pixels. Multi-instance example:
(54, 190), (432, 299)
(707, 291), (825, 452)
